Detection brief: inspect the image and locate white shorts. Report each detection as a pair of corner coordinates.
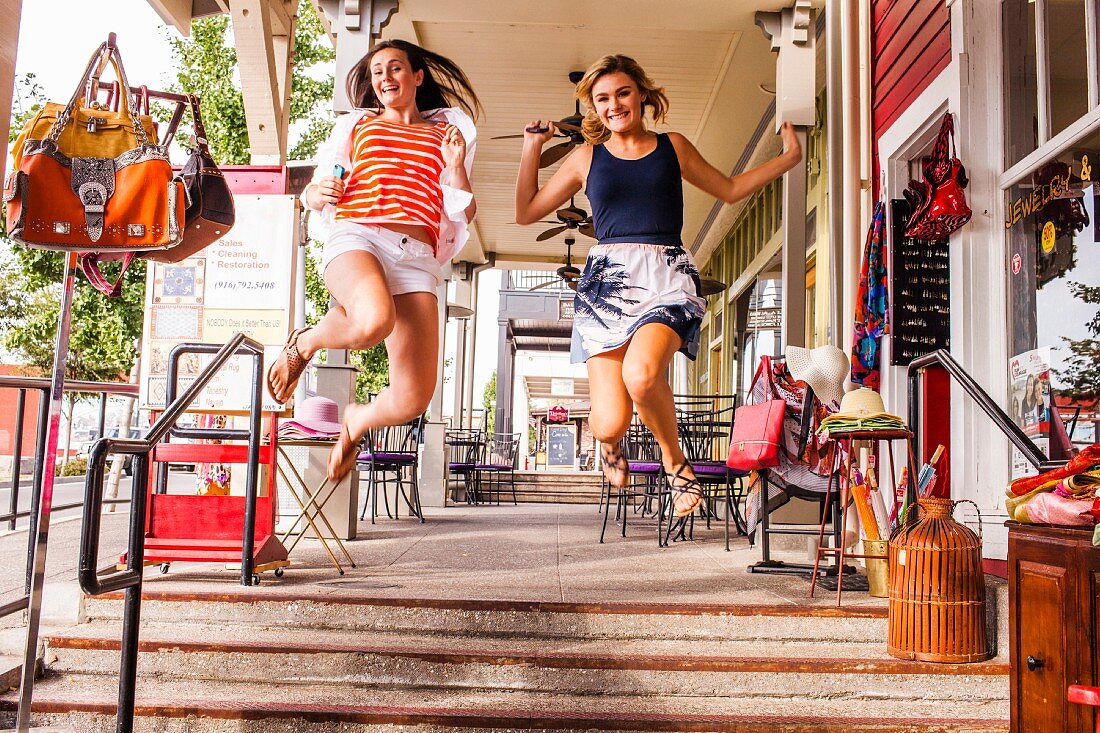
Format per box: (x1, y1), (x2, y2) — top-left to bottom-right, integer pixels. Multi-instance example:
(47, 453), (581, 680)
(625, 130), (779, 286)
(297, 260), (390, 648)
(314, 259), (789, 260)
(322, 221), (444, 296)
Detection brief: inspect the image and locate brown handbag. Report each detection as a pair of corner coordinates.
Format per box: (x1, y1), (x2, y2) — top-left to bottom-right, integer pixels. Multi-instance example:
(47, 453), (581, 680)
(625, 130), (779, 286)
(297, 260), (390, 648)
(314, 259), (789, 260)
(144, 94), (235, 264)
(3, 41), (185, 271)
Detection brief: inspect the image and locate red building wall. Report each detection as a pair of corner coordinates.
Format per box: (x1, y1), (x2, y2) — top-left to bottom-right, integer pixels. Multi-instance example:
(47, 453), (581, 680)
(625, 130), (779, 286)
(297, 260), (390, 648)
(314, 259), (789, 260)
(0, 364), (43, 457)
(872, 0), (952, 139)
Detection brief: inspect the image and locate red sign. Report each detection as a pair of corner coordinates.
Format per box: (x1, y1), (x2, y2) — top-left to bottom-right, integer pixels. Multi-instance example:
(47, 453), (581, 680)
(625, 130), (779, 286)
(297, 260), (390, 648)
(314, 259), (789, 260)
(547, 405), (569, 423)
(1011, 253), (1022, 275)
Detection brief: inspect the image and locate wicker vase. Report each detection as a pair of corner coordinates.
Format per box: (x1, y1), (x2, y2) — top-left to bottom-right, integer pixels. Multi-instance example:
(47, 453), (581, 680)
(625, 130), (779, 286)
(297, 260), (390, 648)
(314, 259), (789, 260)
(887, 497), (991, 663)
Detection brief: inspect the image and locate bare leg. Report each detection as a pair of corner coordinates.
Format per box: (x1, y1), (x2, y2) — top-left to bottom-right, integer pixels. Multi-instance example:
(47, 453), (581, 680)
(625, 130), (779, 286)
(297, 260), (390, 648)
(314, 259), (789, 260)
(340, 291), (439, 442)
(300, 251), (397, 357)
(268, 251), (396, 402)
(586, 346), (633, 488)
(621, 323), (700, 515)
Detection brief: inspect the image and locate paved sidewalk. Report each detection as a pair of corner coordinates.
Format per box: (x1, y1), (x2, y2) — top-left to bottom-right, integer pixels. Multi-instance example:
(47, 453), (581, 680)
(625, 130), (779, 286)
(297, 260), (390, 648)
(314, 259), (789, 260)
(0, 503), (883, 609)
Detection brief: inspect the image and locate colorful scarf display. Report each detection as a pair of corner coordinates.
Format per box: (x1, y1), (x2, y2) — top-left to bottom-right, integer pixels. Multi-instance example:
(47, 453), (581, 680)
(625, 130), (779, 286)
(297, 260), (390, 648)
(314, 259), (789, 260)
(851, 202), (890, 390)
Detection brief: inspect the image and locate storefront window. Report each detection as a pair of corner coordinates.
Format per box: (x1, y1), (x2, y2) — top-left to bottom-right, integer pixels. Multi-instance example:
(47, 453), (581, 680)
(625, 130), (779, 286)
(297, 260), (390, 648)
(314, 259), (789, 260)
(1003, 0), (1039, 166)
(1006, 128), (1100, 474)
(1045, 0), (1090, 137)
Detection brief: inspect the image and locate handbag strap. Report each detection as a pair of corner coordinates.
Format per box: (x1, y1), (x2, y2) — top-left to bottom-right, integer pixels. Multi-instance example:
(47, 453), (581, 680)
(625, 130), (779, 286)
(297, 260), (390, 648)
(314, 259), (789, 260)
(161, 100), (188, 149)
(162, 95), (209, 153)
(79, 252), (135, 298)
(47, 40), (150, 148)
(188, 94), (209, 147)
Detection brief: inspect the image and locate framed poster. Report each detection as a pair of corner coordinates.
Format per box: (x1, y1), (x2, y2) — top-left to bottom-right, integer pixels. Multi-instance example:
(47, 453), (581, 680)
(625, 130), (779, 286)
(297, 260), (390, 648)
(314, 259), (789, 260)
(139, 195), (300, 414)
(546, 424), (577, 469)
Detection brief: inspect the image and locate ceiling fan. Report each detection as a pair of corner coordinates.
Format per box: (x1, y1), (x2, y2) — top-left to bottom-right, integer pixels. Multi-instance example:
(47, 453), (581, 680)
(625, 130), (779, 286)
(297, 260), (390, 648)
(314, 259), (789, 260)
(492, 70), (586, 168)
(535, 195), (595, 242)
(530, 234), (582, 291)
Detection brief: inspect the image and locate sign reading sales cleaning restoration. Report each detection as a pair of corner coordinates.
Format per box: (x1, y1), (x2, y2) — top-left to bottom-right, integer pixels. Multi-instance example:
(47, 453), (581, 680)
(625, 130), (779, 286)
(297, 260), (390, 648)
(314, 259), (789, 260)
(139, 195), (300, 413)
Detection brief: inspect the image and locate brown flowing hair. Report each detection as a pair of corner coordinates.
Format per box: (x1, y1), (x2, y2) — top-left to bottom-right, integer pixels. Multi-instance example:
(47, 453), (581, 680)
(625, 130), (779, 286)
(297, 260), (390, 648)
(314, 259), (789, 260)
(345, 40), (482, 120)
(574, 54), (670, 145)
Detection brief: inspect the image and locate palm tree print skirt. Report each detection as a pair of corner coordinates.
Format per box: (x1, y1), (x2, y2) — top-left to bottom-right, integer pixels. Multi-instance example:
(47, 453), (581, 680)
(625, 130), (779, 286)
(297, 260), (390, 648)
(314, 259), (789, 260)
(570, 243), (707, 363)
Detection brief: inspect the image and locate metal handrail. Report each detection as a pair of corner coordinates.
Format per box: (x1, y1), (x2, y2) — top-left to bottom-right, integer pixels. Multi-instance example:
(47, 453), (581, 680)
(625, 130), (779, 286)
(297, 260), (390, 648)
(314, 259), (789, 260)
(78, 332), (264, 733)
(907, 349), (1063, 472)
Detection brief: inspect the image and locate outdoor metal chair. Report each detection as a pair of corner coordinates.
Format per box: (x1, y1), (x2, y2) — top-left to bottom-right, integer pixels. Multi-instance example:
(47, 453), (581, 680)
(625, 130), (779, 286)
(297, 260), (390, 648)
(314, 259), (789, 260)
(600, 419), (670, 545)
(445, 427), (484, 504)
(472, 432), (520, 505)
(674, 402), (748, 551)
(357, 414), (425, 523)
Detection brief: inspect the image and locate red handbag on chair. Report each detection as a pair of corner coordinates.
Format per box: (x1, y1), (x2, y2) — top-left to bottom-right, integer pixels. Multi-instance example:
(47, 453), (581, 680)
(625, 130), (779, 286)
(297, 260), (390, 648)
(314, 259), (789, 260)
(726, 396), (786, 471)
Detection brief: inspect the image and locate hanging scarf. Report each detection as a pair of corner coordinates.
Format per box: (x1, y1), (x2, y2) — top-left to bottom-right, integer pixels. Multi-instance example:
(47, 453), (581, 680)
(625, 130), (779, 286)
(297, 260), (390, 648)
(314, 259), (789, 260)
(852, 201), (890, 389)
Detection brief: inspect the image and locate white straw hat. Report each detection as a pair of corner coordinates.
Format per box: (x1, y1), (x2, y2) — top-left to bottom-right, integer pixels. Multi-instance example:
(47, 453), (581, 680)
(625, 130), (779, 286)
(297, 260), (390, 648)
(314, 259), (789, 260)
(786, 345), (849, 406)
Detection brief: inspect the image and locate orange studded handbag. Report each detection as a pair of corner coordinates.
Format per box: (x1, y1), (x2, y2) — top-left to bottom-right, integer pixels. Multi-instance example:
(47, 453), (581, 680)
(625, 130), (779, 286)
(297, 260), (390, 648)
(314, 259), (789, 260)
(3, 40), (185, 294)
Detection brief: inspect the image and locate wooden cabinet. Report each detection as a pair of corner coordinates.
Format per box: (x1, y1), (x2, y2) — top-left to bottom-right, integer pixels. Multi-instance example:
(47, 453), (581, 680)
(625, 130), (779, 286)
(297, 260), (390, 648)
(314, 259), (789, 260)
(1009, 523), (1100, 732)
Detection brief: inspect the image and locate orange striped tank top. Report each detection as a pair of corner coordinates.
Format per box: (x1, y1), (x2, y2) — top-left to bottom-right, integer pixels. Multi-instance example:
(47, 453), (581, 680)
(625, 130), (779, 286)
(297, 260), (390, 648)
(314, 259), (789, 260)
(335, 117), (448, 245)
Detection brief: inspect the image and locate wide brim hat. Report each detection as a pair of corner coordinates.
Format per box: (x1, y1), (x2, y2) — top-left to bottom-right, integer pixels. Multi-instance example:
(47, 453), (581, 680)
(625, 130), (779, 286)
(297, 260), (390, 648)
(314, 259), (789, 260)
(830, 387), (900, 420)
(281, 395), (342, 435)
(786, 345), (849, 406)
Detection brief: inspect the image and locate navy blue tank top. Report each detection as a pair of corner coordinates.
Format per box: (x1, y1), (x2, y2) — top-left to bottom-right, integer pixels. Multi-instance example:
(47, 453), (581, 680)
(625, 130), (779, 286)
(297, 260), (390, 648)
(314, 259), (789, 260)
(586, 133), (684, 246)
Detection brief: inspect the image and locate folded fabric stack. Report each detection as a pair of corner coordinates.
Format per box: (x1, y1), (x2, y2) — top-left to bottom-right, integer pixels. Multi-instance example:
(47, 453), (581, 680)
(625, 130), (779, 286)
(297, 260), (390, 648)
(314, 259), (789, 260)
(1005, 444), (1100, 529)
(276, 396), (343, 442)
(817, 387), (908, 437)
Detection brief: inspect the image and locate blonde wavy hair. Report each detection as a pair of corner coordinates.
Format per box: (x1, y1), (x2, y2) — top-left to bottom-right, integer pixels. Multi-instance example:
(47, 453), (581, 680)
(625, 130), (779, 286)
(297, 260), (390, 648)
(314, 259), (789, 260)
(574, 55), (670, 145)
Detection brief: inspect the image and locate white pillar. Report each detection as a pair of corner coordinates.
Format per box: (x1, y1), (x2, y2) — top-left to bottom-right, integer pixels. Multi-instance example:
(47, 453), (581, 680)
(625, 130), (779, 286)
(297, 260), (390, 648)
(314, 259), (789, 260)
(418, 274), (449, 507)
(0, 0), (23, 177)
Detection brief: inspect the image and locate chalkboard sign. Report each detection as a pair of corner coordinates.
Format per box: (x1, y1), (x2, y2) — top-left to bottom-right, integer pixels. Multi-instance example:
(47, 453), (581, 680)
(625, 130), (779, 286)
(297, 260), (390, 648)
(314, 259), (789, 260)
(890, 198), (951, 365)
(546, 425), (576, 469)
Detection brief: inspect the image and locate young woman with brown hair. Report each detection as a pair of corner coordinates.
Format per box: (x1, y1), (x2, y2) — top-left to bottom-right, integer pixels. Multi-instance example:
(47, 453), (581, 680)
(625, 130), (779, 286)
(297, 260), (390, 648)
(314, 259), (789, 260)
(267, 39), (481, 481)
(515, 54), (802, 518)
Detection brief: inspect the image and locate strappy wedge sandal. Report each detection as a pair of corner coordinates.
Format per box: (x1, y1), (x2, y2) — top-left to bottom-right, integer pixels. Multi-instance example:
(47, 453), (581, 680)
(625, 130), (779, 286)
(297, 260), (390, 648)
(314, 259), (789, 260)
(327, 424), (360, 483)
(266, 327), (312, 404)
(666, 463), (705, 518)
(600, 441), (631, 489)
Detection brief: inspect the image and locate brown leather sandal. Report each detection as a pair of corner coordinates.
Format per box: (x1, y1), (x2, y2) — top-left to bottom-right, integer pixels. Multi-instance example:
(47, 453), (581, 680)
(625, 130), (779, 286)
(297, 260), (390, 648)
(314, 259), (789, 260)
(327, 424), (360, 483)
(667, 463), (705, 517)
(600, 441), (631, 489)
(266, 327), (312, 404)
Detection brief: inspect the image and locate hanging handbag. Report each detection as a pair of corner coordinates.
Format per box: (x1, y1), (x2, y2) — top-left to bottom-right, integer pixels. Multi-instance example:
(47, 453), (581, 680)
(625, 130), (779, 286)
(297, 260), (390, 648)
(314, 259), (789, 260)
(3, 40), (185, 295)
(144, 94), (235, 264)
(903, 112), (972, 240)
(727, 361), (787, 471)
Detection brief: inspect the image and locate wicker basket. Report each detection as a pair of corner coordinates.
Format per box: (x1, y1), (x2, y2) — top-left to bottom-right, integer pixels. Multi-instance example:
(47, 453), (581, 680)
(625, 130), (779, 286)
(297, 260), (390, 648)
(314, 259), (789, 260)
(887, 497), (991, 663)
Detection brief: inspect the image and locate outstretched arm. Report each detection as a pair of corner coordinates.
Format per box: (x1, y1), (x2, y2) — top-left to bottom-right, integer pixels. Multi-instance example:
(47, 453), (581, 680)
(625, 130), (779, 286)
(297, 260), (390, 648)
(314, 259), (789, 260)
(514, 120), (586, 225)
(671, 122), (803, 205)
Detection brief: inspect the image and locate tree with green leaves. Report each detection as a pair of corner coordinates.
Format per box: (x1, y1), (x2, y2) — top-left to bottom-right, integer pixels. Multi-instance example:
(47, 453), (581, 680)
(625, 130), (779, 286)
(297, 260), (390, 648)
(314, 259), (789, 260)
(483, 370), (497, 434)
(1057, 282), (1100, 402)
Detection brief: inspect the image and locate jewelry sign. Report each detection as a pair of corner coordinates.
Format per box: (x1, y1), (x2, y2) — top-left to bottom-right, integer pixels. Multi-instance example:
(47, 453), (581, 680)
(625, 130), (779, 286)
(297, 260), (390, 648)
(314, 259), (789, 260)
(890, 199), (951, 366)
(139, 195), (299, 413)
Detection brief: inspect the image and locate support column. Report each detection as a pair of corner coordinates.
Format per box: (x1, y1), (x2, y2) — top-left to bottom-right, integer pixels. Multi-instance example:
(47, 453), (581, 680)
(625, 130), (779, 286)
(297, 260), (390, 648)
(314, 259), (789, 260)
(781, 128), (809, 348)
(316, 0), (399, 113)
(757, 1), (816, 351)
(0, 0), (22, 177)
(418, 275), (448, 507)
(494, 321), (516, 435)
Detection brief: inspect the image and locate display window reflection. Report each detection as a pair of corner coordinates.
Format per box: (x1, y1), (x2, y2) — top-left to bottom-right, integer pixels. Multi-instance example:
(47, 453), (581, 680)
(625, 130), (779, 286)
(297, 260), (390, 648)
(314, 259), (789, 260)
(1006, 132), (1100, 475)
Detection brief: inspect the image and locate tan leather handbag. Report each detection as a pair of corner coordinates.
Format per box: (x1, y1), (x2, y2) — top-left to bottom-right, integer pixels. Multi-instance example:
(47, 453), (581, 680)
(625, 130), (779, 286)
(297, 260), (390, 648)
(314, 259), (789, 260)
(3, 41), (185, 260)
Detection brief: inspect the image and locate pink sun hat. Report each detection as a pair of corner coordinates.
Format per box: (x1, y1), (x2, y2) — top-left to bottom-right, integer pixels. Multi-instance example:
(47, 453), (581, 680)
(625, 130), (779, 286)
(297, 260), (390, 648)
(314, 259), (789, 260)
(280, 395), (343, 437)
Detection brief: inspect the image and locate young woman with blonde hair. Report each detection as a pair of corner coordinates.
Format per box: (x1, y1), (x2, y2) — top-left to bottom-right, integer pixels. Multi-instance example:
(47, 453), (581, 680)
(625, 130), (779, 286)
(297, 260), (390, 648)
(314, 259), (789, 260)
(515, 54), (802, 518)
(267, 39), (480, 481)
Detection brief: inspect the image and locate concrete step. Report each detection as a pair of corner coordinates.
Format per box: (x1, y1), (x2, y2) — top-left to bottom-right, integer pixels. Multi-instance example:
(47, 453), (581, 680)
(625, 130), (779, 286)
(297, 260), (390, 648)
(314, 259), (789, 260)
(84, 590), (891, 644)
(42, 621), (1008, 700)
(1, 674), (1010, 732)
